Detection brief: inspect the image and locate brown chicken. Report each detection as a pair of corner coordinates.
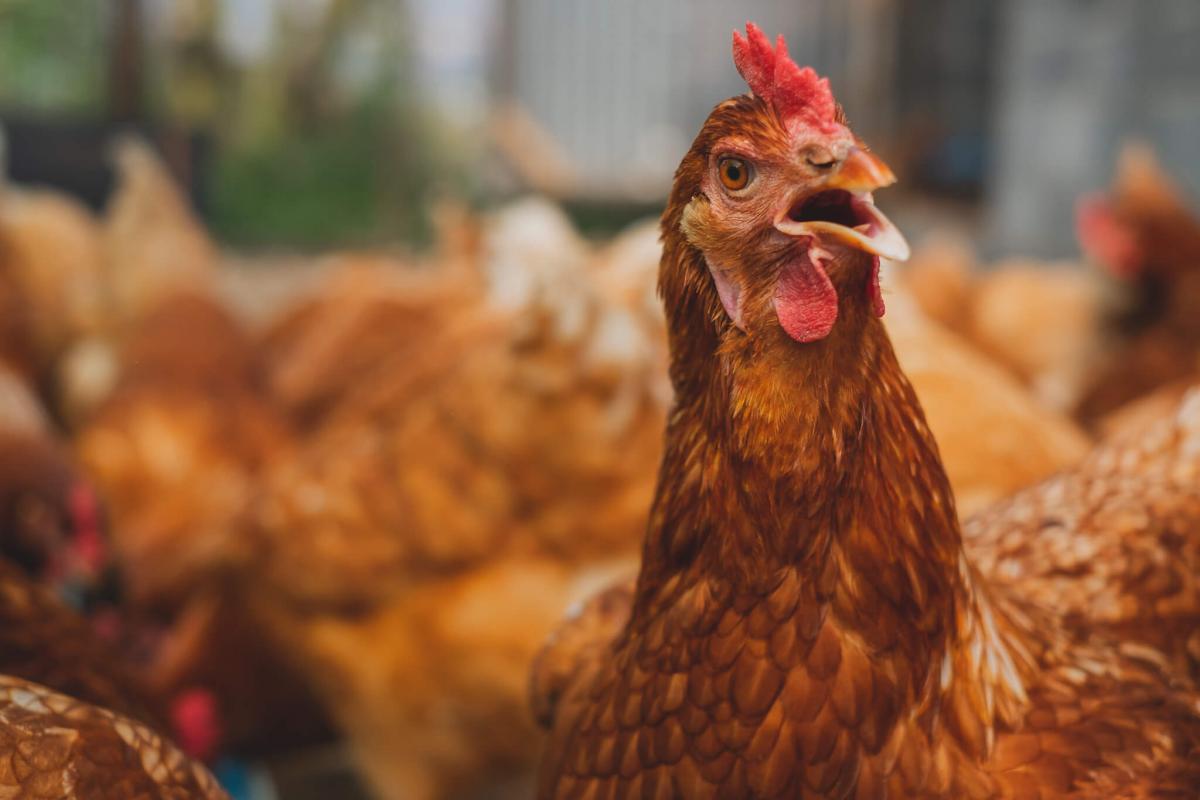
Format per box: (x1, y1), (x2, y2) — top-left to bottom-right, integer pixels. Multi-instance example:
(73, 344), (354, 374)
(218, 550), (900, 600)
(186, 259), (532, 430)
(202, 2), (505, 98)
(535, 26), (1200, 798)
(239, 202), (666, 798)
(103, 138), (217, 327)
(882, 291), (1090, 516)
(52, 142), (334, 756)
(964, 387), (1200, 676)
(1073, 143), (1200, 426)
(0, 383), (106, 595)
(0, 181), (106, 388)
(900, 242), (1106, 416)
(74, 286), (332, 758)
(0, 558), (158, 725)
(0, 673), (227, 799)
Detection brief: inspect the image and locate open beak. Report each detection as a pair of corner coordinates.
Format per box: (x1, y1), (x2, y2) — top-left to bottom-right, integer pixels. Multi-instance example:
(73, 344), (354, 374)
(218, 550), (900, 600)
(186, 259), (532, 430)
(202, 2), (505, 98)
(775, 147), (911, 262)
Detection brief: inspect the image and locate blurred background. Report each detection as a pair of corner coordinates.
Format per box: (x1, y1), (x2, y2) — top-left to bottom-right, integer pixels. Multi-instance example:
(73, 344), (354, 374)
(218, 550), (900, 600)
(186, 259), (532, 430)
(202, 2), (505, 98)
(3, 0), (1197, 251)
(0, 1), (1198, 799)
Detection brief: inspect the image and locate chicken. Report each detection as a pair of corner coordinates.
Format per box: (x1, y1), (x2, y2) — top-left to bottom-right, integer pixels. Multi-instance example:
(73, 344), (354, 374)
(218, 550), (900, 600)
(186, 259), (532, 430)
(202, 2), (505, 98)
(0, 181), (106, 386)
(0, 377), (105, 595)
(103, 137), (217, 327)
(76, 290), (288, 614)
(900, 241), (1107, 416)
(535, 26), (1200, 797)
(74, 287), (330, 758)
(1073, 143), (1200, 426)
(0, 558), (158, 726)
(883, 291), (1090, 516)
(903, 144), (1200, 428)
(0, 674), (227, 799)
(239, 202), (668, 798)
(964, 386), (1200, 677)
(72, 139), (278, 625)
(965, 261), (1106, 414)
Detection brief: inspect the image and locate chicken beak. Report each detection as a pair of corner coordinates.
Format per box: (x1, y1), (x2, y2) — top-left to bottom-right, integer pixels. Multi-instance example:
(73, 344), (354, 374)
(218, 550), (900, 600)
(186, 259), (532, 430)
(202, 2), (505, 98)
(774, 147), (910, 262)
(825, 146), (896, 193)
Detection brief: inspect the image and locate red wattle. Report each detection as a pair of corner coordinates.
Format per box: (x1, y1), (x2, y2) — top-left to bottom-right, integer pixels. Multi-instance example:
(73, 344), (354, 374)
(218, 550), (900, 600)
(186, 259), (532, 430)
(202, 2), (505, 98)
(868, 256), (885, 318)
(773, 251), (838, 342)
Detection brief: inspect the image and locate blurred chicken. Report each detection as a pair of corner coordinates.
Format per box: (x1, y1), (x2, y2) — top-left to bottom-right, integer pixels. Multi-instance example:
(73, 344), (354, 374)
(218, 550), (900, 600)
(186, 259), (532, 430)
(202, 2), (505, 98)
(0, 367), (105, 597)
(103, 137), (217, 324)
(902, 240), (1106, 414)
(72, 144), (331, 757)
(903, 144), (1200, 429)
(75, 288), (331, 757)
(0, 558), (159, 726)
(1074, 143), (1200, 426)
(883, 290), (1091, 515)
(76, 139), (270, 612)
(0, 178), (106, 391)
(241, 201), (667, 798)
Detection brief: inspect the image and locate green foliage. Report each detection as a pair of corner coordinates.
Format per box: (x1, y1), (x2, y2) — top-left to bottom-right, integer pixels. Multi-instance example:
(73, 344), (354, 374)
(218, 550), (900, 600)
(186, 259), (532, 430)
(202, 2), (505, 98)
(0, 0), (105, 114)
(208, 99), (436, 249)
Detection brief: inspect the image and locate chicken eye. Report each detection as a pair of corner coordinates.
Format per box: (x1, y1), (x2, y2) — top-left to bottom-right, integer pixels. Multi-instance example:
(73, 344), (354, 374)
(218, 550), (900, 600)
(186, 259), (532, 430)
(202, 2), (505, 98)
(806, 148), (835, 170)
(718, 157), (752, 191)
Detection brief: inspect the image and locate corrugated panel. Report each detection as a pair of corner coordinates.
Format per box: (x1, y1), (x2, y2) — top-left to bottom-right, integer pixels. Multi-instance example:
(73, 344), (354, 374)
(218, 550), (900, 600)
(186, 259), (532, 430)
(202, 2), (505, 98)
(986, 0), (1200, 258)
(496, 0), (895, 201)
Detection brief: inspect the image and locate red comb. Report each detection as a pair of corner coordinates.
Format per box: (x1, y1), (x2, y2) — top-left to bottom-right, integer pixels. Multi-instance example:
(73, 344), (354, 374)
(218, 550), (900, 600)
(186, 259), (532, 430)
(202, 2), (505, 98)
(732, 22), (838, 132)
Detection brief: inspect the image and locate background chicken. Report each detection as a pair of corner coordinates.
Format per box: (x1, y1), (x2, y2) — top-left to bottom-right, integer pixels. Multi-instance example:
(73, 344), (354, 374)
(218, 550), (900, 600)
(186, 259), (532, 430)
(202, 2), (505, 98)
(0, 178), (106, 397)
(964, 387), (1200, 677)
(239, 200), (665, 799)
(70, 142), (331, 762)
(1073, 144), (1200, 427)
(901, 239), (1108, 415)
(903, 142), (1200, 432)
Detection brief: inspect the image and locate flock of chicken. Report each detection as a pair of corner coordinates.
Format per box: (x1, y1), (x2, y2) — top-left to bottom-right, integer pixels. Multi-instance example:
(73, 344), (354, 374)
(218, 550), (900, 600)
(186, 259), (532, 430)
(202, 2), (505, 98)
(0, 120), (1198, 800)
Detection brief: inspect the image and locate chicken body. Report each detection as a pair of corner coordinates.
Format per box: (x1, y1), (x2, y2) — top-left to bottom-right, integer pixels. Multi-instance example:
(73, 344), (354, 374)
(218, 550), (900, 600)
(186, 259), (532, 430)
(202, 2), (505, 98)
(536, 26), (1200, 798)
(0, 674), (227, 799)
(965, 387), (1200, 676)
